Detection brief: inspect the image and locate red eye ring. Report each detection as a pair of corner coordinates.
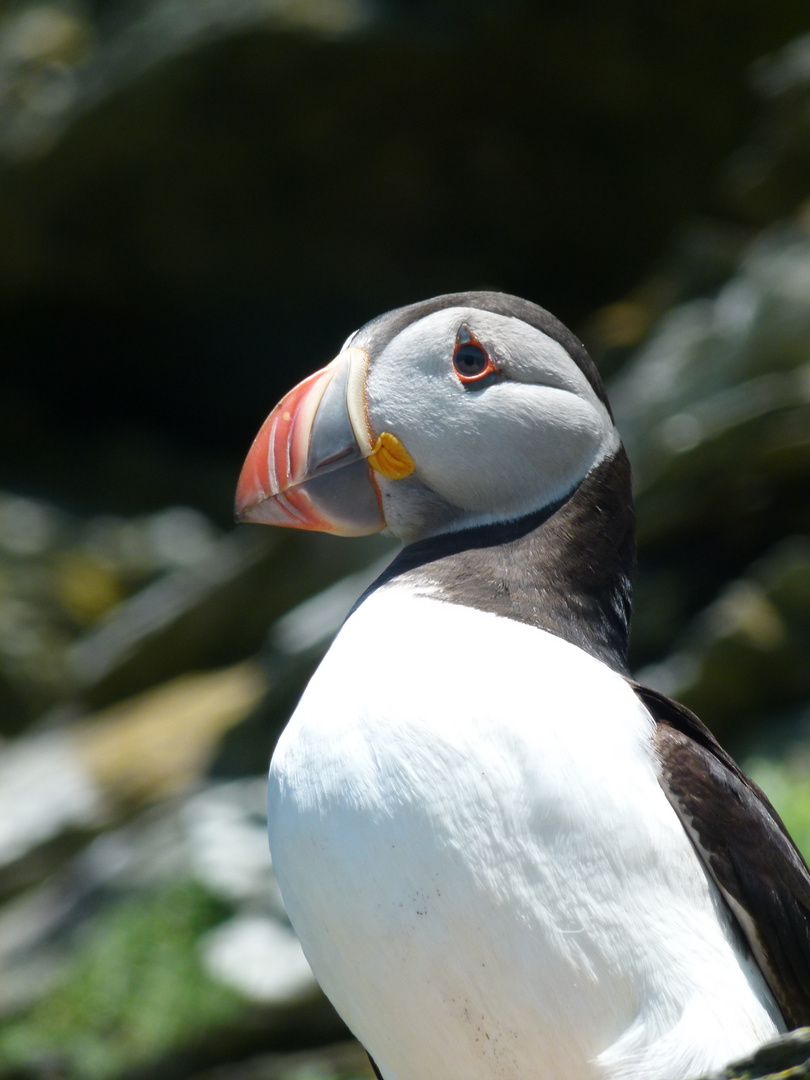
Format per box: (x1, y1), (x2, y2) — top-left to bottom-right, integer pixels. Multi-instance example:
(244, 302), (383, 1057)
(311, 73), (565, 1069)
(452, 326), (500, 387)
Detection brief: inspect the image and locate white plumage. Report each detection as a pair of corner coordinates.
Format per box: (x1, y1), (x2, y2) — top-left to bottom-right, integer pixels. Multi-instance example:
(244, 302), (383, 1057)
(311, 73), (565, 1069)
(269, 587), (781, 1080)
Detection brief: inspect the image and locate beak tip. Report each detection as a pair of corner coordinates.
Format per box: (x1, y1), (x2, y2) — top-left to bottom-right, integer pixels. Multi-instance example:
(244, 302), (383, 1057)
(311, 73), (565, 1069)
(234, 452), (268, 524)
(233, 489), (253, 525)
(234, 486), (269, 526)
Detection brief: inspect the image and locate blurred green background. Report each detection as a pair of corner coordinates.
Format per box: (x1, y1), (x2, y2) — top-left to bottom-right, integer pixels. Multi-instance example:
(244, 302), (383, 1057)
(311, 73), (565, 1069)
(1, 1), (810, 1077)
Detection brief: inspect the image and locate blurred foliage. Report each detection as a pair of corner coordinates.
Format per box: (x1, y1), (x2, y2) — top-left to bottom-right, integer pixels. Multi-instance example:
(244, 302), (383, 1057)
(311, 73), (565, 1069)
(0, 1), (809, 1078)
(748, 752), (810, 863)
(0, 881), (238, 1079)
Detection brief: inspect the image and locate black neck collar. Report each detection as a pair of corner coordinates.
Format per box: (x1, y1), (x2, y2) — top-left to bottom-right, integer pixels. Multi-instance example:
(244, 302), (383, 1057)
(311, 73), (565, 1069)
(355, 448), (636, 674)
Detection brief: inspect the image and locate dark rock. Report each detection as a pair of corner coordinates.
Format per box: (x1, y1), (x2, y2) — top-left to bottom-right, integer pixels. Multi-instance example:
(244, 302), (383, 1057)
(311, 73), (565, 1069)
(695, 1027), (810, 1080)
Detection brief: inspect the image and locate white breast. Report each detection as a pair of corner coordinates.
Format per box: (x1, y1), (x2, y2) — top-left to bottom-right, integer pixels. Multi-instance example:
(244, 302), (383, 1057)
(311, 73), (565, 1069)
(268, 589), (781, 1080)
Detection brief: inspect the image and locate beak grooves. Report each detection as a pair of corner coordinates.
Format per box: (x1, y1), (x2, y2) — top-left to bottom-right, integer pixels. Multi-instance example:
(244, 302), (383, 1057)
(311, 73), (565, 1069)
(234, 364), (336, 526)
(235, 347), (388, 535)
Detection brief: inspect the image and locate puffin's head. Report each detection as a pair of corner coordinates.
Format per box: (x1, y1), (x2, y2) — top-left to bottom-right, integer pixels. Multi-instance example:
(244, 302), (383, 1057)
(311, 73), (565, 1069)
(236, 292), (620, 543)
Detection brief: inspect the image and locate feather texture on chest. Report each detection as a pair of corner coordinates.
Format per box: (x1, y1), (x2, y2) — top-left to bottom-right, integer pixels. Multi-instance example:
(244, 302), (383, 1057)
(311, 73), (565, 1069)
(268, 591), (780, 1080)
(270, 589), (657, 868)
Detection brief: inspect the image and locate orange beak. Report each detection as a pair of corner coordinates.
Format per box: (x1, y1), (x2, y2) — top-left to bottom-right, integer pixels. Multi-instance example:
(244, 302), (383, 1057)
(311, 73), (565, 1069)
(235, 348), (386, 536)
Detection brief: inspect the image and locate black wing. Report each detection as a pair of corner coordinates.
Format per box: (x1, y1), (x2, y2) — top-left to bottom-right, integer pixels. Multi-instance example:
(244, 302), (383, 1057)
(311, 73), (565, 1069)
(631, 681), (810, 1028)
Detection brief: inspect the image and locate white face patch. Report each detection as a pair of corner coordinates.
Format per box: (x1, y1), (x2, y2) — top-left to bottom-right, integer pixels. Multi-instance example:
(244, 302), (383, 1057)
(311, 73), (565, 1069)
(362, 307), (619, 538)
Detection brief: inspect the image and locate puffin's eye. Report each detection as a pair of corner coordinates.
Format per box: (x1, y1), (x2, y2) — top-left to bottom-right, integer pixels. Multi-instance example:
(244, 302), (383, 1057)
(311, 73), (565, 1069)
(452, 325), (500, 388)
(454, 344), (489, 378)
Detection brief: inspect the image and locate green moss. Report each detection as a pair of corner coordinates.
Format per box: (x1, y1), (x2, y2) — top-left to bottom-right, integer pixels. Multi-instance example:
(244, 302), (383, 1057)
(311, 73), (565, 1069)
(746, 756), (810, 861)
(0, 880), (242, 1079)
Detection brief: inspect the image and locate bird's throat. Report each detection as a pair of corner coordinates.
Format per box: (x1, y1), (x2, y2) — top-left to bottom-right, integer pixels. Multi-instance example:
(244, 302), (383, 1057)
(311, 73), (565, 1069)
(360, 447), (636, 674)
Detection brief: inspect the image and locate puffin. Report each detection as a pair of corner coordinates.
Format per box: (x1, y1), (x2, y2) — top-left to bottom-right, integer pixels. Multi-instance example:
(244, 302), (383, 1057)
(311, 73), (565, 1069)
(235, 292), (810, 1080)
